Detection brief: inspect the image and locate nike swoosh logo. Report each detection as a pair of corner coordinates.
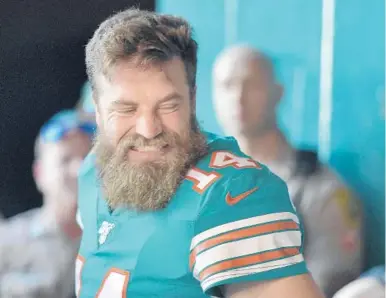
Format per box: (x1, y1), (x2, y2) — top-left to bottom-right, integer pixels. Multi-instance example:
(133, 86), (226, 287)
(225, 187), (259, 206)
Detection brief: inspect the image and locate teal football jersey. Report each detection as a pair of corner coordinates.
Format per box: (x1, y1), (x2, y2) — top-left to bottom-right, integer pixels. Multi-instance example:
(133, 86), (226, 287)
(76, 133), (308, 297)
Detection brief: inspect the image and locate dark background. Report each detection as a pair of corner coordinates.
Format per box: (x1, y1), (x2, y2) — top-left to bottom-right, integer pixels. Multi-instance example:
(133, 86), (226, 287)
(0, 0), (155, 218)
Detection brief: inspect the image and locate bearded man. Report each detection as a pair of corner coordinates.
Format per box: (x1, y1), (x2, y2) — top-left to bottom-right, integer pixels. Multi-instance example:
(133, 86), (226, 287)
(75, 8), (325, 298)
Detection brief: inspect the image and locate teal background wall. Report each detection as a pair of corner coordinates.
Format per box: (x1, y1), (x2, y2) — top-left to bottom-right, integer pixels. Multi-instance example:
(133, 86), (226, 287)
(157, 0), (385, 268)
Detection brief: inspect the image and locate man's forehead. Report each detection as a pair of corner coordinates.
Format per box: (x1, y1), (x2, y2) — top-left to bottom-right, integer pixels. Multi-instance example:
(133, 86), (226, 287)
(99, 57), (186, 82)
(95, 74), (122, 98)
(214, 58), (251, 82)
(213, 47), (273, 82)
(96, 58), (189, 101)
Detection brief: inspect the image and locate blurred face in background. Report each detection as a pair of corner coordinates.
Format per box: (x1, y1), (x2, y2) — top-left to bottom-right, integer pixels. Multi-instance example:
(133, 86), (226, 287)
(34, 131), (92, 201)
(93, 58), (207, 211)
(77, 109), (96, 125)
(76, 81), (97, 124)
(213, 49), (282, 138)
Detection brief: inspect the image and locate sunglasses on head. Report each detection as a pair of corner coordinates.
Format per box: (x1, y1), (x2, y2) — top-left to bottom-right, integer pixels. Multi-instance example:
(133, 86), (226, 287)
(39, 111), (96, 143)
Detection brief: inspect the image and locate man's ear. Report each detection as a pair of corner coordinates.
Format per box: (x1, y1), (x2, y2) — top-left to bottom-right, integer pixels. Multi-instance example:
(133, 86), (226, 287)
(191, 86), (197, 112)
(95, 108), (101, 128)
(274, 83), (284, 106)
(93, 94), (102, 128)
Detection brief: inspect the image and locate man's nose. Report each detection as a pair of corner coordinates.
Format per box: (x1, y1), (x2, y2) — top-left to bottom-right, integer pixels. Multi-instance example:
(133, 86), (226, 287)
(135, 111), (162, 139)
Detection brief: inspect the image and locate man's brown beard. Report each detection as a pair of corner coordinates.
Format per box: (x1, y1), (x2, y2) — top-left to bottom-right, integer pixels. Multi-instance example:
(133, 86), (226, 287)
(94, 121), (207, 211)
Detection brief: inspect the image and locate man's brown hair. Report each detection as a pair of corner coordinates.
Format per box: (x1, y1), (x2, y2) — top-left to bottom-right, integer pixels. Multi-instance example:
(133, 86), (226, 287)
(85, 8), (198, 97)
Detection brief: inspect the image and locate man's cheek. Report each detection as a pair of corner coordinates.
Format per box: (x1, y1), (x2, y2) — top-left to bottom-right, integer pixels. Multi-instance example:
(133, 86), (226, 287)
(103, 118), (120, 146)
(112, 117), (135, 146)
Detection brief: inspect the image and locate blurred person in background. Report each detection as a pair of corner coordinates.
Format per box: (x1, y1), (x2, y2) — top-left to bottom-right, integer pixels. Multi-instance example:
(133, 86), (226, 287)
(212, 45), (363, 297)
(75, 81), (96, 123)
(0, 110), (94, 298)
(332, 265), (385, 298)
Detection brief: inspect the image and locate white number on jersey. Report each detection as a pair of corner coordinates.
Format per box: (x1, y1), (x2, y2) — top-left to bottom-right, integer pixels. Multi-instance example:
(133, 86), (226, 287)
(75, 255), (130, 298)
(96, 269), (130, 298)
(186, 167), (222, 194)
(210, 151), (261, 169)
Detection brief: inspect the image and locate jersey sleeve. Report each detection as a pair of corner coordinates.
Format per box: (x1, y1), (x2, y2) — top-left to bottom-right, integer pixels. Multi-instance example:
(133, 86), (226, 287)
(190, 169), (308, 296)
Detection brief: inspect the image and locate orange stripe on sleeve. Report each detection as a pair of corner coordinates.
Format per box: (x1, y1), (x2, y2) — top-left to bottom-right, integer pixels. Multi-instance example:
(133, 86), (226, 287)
(189, 220), (298, 269)
(199, 247), (300, 281)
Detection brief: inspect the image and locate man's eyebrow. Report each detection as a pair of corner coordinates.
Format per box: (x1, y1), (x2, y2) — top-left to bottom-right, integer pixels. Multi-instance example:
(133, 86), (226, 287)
(110, 99), (137, 106)
(157, 92), (183, 104)
(109, 92), (183, 107)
